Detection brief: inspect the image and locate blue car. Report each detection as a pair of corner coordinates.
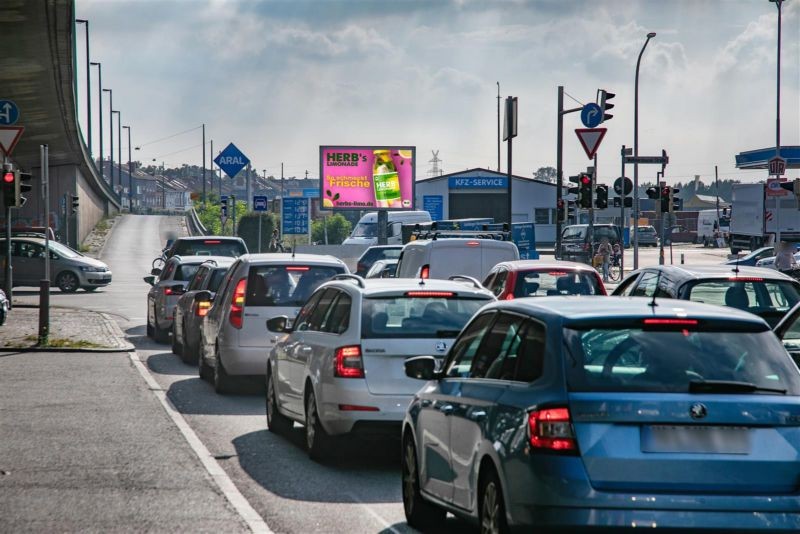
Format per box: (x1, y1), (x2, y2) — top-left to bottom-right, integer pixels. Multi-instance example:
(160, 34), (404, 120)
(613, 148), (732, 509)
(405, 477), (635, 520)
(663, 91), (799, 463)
(401, 297), (800, 532)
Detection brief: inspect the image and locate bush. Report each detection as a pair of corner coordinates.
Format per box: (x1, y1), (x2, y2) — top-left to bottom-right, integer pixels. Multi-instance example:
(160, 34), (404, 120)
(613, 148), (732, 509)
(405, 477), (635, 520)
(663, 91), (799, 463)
(311, 214), (352, 245)
(237, 212), (277, 253)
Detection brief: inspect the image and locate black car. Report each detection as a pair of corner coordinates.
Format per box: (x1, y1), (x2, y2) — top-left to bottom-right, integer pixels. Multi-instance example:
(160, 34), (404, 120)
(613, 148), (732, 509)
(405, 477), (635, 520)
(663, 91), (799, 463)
(354, 245), (403, 277)
(613, 264), (800, 327)
(559, 224), (620, 264)
(164, 236), (248, 259)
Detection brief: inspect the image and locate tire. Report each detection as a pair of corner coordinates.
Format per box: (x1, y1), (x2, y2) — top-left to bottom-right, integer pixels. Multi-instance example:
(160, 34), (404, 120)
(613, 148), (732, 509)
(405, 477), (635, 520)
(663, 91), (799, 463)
(152, 303), (170, 344)
(56, 271), (80, 293)
(479, 468), (509, 534)
(198, 347), (213, 382)
(402, 435), (446, 531)
(305, 388), (332, 462)
(171, 322), (182, 355)
(266, 368), (293, 434)
(213, 349), (236, 394)
(0, 309), (6, 326)
(180, 326), (197, 365)
(146, 303), (154, 338)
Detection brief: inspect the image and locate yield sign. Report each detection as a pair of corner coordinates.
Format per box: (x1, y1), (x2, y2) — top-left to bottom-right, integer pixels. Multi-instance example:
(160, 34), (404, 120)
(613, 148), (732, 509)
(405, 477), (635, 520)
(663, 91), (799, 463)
(0, 126), (24, 155)
(575, 127), (607, 160)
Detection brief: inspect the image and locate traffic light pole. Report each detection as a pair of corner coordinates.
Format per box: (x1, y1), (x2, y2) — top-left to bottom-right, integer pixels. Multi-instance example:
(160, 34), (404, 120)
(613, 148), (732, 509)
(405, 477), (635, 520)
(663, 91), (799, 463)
(556, 86), (583, 259)
(589, 155), (596, 249)
(39, 144), (50, 346)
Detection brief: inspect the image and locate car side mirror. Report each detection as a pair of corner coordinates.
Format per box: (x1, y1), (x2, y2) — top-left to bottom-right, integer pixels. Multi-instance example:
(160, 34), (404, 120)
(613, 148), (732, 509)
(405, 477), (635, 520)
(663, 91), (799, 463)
(151, 267), (162, 276)
(267, 315), (291, 333)
(195, 290), (212, 302)
(405, 355), (439, 380)
(170, 283), (186, 296)
(143, 275), (156, 286)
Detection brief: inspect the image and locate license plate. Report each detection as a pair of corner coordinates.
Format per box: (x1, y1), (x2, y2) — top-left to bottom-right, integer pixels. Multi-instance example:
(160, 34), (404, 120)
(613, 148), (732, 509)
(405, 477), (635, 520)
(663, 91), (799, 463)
(641, 425), (750, 454)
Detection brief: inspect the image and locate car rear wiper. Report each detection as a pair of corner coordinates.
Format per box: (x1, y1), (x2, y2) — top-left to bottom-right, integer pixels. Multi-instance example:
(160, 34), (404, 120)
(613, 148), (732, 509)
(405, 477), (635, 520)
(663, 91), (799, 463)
(689, 379), (787, 395)
(436, 329), (461, 338)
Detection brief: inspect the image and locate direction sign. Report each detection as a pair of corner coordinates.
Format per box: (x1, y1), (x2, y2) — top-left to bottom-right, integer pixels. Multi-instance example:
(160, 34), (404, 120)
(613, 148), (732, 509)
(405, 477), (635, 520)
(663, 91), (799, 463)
(0, 100), (19, 125)
(213, 143), (250, 179)
(614, 176), (633, 196)
(0, 126), (24, 155)
(253, 195), (268, 211)
(580, 103), (603, 128)
(769, 156), (787, 176)
(624, 155), (668, 165)
(282, 197), (309, 235)
(767, 178), (790, 197)
(575, 128), (607, 160)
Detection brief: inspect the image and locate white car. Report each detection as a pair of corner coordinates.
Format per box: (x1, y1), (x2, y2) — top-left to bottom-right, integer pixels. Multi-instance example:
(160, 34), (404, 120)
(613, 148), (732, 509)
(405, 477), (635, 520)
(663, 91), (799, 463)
(265, 275), (495, 461)
(198, 254), (348, 394)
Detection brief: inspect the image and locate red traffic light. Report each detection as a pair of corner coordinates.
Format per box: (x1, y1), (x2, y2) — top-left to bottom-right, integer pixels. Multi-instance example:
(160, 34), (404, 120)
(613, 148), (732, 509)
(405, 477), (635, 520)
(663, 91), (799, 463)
(3, 172), (14, 184)
(580, 175), (591, 185)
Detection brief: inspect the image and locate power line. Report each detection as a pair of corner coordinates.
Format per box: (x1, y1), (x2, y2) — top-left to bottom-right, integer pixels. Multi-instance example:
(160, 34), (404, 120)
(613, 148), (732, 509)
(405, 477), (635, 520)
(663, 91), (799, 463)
(563, 90), (584, 107)
(135, 125), (203, 149)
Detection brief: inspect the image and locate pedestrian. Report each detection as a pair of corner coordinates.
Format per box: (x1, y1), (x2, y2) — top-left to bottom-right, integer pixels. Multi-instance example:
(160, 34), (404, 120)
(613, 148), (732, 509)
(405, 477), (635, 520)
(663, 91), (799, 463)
(775, 241), (797, 275)
(269, 229), (280, 252)
(597, 237), (612, 282)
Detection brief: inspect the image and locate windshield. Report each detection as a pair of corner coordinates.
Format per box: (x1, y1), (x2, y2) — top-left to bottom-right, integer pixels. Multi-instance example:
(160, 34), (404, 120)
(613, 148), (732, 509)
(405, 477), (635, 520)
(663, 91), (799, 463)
(636, 227), (656, 235)
(513, 270), (602, 297)
(362, 296), (491, 338)
(245, 265), (345, 307)
(208, 268), (229, 292)
(686, 280), (800, 326)
(48, 240), (81, 259)
(561, 226), (586, 240)
(565, 327), (800, 395)
(174, 239), (247, 257)
(351, 223), (377, 238)
(175, 264), (201, 282)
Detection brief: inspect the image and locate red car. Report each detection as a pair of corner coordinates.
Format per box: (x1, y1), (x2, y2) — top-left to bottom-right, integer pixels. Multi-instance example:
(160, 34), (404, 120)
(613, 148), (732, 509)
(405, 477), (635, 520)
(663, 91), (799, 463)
(482, 260), (607, 300)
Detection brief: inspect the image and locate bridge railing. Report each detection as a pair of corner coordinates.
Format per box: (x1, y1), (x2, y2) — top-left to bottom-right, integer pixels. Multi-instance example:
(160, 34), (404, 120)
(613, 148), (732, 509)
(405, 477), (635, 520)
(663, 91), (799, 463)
(186, 207), (208, 236)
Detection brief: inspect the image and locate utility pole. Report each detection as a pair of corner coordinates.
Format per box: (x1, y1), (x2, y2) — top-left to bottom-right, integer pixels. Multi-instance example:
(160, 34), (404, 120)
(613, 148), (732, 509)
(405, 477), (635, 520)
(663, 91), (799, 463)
(280, 162), (284, 202)
(496, 81), (501, 172)
(202, 124), (206, 203)
(506, 96), (514, 225)
(715, 165), (720, 225)
(39, 145), (50, 346)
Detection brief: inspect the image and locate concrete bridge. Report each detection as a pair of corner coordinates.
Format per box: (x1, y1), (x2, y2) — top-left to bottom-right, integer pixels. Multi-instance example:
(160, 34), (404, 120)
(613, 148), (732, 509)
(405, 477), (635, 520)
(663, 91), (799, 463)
(0, 0), (121, 247)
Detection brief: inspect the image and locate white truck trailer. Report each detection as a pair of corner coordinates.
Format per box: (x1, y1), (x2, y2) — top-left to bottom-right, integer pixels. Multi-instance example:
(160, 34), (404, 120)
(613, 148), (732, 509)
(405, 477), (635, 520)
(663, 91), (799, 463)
(729, 183), (800, 253)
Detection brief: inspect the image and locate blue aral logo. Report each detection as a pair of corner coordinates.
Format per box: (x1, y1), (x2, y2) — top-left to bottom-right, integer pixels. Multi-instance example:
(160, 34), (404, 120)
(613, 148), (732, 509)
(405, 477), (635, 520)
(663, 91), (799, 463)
(214, 143), (250, 179)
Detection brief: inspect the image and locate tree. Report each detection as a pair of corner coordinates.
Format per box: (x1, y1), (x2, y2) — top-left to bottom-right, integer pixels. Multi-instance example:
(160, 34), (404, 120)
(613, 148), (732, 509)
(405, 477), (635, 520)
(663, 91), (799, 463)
(237, 212), (277, 252)
(533, 166), (557, 183)
(311, 214), (352, 244)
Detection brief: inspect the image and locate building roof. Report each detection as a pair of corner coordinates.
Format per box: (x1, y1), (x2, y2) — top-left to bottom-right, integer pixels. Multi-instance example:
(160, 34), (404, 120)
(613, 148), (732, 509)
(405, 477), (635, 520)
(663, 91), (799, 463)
(417, 167), (557, 187)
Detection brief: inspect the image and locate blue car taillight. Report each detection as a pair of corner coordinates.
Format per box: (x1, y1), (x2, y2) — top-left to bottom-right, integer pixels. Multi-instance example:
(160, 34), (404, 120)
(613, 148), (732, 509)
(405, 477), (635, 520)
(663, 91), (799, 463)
(528, 407), (578, 453)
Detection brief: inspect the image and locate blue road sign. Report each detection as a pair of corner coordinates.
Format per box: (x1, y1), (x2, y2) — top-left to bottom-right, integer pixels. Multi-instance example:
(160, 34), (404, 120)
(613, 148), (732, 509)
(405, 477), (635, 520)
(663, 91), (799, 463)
(253, 195), (268, 212)
(0, 100), (20, 126)
(214, 143), (250, 179)
(282, 197), (309, 235)
(580, 103), (602, 128)
(423, 195), (443, 221)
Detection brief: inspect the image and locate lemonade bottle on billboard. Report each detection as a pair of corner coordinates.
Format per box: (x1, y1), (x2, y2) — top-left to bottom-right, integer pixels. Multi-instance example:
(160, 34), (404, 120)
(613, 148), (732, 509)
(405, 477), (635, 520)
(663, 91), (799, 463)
(373, 150), (401, 208)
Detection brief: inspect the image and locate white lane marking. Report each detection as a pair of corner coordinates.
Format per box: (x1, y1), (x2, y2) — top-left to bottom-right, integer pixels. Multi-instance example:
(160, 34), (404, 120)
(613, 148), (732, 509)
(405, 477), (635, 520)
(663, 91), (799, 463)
(347, 493), (402, 534)
(129, 352), (272, 534)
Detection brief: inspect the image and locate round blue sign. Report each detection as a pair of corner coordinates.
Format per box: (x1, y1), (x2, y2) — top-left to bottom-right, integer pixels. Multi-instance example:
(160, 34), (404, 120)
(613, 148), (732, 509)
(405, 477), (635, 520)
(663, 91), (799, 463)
(580, 103), (602, 128)
(0, 100), (20, 126)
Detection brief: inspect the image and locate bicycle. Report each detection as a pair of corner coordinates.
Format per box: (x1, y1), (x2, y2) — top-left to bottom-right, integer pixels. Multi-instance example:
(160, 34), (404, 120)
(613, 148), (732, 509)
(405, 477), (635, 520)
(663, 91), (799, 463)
(592, 244), (622, 283)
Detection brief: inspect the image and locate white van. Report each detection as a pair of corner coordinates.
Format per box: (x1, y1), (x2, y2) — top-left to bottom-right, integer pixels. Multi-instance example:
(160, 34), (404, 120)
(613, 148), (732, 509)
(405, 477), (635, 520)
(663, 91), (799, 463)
(395, 238), (520, 280)
(697, 209), (730, 247)
(343, 210), (432, 246)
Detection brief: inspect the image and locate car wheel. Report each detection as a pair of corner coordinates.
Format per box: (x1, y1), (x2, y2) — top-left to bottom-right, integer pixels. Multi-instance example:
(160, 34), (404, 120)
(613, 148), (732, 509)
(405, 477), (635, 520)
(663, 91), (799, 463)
(266, 368), (292, 434)
(479, 468), (508, 534)
(198, 346), (213, 382)
(152, 304), (170, 344)
(402, 435), (445, 530)
(180, 326), (197, 365)
(56, 271), (80, 293)
(305, 388), (331, 462)
(171, 322), (182, 355)
(0, 308), (6, 326)
(213, 348), (236, 394)
(146, 303), (154, 338)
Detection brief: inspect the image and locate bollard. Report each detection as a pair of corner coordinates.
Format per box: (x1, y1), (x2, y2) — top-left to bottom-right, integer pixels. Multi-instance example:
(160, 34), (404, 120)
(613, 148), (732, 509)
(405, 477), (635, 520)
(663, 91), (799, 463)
(681, 253), (685, 265)
(38, 279), (49, 346)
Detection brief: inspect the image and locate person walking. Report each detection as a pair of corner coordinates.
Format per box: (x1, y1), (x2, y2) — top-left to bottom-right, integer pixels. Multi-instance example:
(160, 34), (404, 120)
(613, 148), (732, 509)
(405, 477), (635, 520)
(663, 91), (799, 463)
(597, 237), (612, 283)
(269, 229), (282, 253)
(775, 241), (797, 275)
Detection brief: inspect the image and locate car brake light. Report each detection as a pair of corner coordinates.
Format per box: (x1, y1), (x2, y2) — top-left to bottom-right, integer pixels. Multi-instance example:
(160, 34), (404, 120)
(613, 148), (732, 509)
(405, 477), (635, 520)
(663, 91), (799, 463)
(548, 272), (568, 276)
(164, 287), (173, 296)
(229, 278), (247, 329)
(466, 241), (480, 247)
(728, 276), (763, 282)
(503, 293), (515, 300)
(420, 265), (430, 279)
(528, 407), (577, 452)
(338, 404), (379, 412)
(643, 318), (699, 326)
(286, 266), (310, 271)
(334, 345), (364, 378)
(204, 240), (221, 244)
(405, 291), (455, 298)
(195, 300), (212, 317)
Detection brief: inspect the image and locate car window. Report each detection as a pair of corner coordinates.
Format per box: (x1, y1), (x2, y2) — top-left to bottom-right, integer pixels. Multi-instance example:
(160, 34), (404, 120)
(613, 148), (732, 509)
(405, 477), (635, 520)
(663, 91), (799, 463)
(466, 313), (525, 379)
(304, 289), (338, 332)
(490, 270), (508, 297)
(515, 270), (602, 297)
(187, 266), (209, 291)
(484, 316), (546, 381)
(16, 241), (45, 259)
(614, 273), (640, 296)
(631, 271), (659, 298)
(321, 292), (351, 334)
(562, 226), (586, 240)
(161, 260), (177, 281)
(686, 280), (800, 323)
(294, 289), (325, 331)
(362, 295), (493, 339)
(174, 239), (247, 257)
(446, 312), (496, 378)
(207, 268), (229, 292)
(175, 264), (201, 282)
(593, 227), (619, 243)
(245, 265), (344, 307)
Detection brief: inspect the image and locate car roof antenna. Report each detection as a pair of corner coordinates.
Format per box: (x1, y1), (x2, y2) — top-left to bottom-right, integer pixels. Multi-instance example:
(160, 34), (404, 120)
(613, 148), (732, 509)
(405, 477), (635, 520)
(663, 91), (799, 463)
(649, 270), (662, 308)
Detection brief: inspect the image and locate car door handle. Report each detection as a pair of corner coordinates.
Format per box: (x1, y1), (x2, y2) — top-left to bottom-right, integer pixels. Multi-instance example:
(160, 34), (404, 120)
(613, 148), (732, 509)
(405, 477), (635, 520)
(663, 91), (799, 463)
(438, 404), (454, 415)
(299, 346), (312, 352)
(420, 399), (432, 408)
(468, 410), (487, 421)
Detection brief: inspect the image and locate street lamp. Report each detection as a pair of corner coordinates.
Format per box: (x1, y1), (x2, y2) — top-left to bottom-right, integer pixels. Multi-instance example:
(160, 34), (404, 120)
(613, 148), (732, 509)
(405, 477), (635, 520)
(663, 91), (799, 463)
(769, 0), (784, 162)
(90, 62), (102, 170)
(633, 31), (656, 270)
(123, 125), (132, 210)
(112, 110), (121, 196)
(75, 19), (92, 157)
(102, 88), (113, 187)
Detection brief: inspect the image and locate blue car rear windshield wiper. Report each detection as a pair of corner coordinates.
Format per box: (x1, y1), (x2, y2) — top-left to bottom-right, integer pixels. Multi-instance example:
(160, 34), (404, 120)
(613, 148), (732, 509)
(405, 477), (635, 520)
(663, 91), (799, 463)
(689, 379), (787, 395)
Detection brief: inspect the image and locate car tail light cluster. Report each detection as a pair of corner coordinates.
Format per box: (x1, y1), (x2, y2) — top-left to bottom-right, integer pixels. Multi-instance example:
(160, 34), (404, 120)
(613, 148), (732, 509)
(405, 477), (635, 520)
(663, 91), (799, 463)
(528, 407), (577, 452)
(195, 300), (212, 317)
(334, 345), (364, 378)
(643, 318), (698, 326)
(405, 291), (455, 298)
(728, 276), (763, 282)
(164, 287), (173, 296)
(229, 278), (247, 329)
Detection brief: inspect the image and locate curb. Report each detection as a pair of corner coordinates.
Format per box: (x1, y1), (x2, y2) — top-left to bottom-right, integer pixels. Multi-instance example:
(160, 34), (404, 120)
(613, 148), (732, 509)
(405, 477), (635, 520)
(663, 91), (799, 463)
(96, 215), (120, 260)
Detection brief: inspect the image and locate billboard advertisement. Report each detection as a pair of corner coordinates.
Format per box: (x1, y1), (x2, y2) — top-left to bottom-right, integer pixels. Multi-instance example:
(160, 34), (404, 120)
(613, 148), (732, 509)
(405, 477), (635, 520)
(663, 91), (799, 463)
(319, 146), (415, 211)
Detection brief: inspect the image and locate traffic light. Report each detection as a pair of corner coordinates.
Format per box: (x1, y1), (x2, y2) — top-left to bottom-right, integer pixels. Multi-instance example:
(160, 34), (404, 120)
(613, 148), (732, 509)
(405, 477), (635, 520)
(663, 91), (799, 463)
(15, 171), (32, 207)
(598, 89), (615, 123)
(567, 200), (577, 222)
(568, 174), (582, 197)
(2, 170), (14, 208)
(646, 186), (660, 200)
(669, 188), (680, 213)
(660, 185), (671, 213)
(579, 173), (593, 209)
(595, 184), (608, 209)
(220, 196), (228, 218)
(71, 194), (79, 215)
(557, 198), (566, 222)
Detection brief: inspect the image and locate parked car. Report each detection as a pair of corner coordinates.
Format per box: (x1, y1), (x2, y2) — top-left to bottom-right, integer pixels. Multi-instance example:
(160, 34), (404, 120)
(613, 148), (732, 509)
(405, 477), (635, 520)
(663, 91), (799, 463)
(354, 245), (403, 277)
(265, 275), (495, 460)
(0, 289), (8, 325)
(400, 296), (800, 532)
(559, 224), (620, 263)
(482, 260), (606, 299)
(396, 238), (519, 280)
(145, 255), (210, 343)
(774, 301), (800, 368)
(364, 259), (398, 279)
(612, 265), (800, 327)
(171, 257), (236, 363)
(755, 251), (800, 270)
(0, 237), (111, 292)
(725, 246), (775, 266)
(631, 225), (659, 247)
(198, 254), (348, 394)
(163, 236), (248, 259)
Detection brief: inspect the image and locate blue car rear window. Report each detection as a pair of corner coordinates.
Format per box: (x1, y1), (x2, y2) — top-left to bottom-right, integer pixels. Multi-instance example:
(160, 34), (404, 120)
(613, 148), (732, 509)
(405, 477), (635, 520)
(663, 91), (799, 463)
(564, 328), (800, 395)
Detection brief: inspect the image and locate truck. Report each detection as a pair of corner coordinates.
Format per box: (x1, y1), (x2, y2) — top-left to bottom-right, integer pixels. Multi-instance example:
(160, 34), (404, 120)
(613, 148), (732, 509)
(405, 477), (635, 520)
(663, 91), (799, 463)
(728, 183), (800, 253)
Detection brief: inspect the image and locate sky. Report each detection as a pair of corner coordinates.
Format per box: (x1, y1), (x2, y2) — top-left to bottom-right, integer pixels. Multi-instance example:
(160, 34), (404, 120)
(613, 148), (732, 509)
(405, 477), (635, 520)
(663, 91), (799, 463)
(75, 0), (800, 187)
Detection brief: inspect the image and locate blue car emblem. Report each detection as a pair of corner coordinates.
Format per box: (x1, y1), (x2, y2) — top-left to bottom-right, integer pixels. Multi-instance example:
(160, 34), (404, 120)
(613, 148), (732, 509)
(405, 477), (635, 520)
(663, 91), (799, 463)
(690, 403), (707, 420)
(435, 341), (447, 353)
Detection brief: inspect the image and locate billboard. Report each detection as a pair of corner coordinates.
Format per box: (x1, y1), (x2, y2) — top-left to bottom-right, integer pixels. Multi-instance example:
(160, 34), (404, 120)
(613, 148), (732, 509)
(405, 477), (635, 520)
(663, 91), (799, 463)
(319, 146), (415, 211)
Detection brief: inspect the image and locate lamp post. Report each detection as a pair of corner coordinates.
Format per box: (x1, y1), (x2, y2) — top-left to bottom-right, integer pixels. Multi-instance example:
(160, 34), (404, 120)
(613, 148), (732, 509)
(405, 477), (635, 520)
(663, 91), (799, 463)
(123, 125), (132, 209)
(75, 19), (92, 157)
(113, 110), (121, 196)
(102, 88), (113, 187)
(90, 62), (102, 170)
(633, 31), (656, 270)
(770, 0), (784, 163)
